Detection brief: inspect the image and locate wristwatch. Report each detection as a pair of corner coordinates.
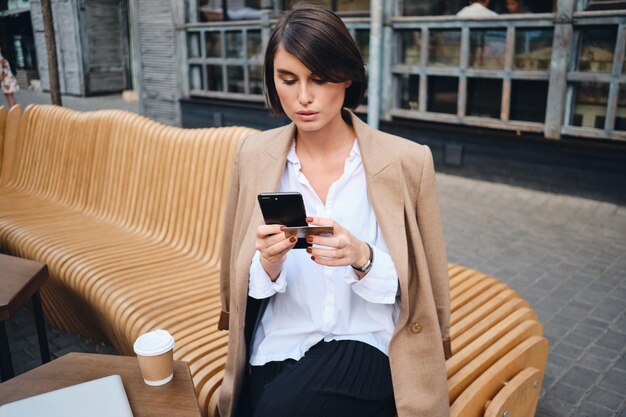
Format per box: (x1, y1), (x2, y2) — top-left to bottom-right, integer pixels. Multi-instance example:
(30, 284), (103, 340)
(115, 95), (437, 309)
(352, 242), (374, 274)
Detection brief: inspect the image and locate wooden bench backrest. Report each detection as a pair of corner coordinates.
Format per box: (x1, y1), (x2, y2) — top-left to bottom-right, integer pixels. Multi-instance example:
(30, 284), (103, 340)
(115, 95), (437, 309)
(4, 105), (259, 261)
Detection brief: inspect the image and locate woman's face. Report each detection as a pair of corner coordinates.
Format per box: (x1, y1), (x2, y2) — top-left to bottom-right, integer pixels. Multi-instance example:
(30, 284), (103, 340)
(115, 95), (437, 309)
(506, 0), (521, 13)
(273, 46), (351, 134)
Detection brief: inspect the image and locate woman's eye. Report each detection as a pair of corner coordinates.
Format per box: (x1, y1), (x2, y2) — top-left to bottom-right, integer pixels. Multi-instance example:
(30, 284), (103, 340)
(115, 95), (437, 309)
(282, 79), (296, 85)
(312, 79), (326, 85)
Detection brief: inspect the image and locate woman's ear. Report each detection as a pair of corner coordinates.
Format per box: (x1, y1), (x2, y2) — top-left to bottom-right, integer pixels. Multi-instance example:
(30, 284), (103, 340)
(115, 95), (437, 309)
(344, 80), (353, 88)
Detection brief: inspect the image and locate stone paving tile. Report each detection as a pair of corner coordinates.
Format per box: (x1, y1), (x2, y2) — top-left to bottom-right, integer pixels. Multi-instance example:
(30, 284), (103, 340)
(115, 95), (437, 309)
(2, 92), (626, 416)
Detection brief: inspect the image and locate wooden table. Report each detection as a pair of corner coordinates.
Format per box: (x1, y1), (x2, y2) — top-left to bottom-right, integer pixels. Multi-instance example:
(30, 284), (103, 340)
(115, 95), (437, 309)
(0, 253), (50, 380)
(0, 352), (203, 417)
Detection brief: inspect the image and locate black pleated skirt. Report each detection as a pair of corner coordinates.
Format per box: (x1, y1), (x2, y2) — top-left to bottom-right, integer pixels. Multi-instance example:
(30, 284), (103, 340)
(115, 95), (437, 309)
(247, 339), (396, 417)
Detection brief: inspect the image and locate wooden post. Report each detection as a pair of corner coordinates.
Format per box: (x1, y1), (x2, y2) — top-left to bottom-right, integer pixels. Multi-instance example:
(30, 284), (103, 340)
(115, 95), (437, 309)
(221, 0), (228, 21)
(544, 0), (576, 139)
(40, 0), (62, 106)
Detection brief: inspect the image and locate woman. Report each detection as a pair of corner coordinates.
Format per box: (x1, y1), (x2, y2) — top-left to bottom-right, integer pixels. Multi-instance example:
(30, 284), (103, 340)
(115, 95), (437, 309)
(218, 4), (450, 417)
(0, 48), (18, 108)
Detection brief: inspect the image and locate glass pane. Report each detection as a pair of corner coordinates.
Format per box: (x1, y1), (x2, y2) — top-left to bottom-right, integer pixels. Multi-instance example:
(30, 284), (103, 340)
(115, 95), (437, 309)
(584, 0), (626, 11)
(226, 31), (243, 59)
(287, 0), (331, 9)
(227, 66), (245, 93)
(355, 30), (370, 63)
(207, 65), (223, 91)
(570, 82), (609, 128)
(470, 29), (506, 69)
(247, 30), (262, 61)
(399, 30), (421, 65)
(402, 0), (465, 16)
(616, 84), (626, 131)
(510, 80), (549, 122)
(188, 32), (201, 58)
(467, 78), (502, 118)
(398, 74), (420, 110)
(514, 29), (553, 70)
(205, 32), (221, 58)
(577, 26), (617, 73)
(336, 0), (370, 13)
(427, 76), (458, 114)
(429, 30), (461, 67)
(198, 0), (223, 22)
(250, 65), (263, 95)
(190, 65), (203, 90)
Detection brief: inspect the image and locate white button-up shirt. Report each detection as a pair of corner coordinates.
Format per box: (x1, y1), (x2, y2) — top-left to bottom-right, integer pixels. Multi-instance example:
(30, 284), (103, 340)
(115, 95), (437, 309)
(248, 139), (399, 366)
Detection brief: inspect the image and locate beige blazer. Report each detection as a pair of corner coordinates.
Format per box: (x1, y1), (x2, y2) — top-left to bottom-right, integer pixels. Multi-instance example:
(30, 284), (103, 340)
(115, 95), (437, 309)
(218, 111), (451, 417)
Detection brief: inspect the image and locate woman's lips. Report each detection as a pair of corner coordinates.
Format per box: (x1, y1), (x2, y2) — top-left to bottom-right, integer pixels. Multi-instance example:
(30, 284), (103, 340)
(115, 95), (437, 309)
(296, 111), (319, 121)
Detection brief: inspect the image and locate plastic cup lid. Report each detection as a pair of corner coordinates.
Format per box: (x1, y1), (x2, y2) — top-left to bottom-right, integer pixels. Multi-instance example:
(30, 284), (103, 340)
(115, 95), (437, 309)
(133, 329), (175, 356)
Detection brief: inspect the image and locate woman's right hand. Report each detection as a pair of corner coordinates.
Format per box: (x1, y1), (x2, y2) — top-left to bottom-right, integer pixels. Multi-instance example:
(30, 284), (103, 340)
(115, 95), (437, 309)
(256, 224), (297, 281)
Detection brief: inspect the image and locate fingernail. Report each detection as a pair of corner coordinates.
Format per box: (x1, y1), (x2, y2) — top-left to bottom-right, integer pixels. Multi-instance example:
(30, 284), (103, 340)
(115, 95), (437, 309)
(280, 226), (286, 231)
(289, 236), (296, 243)
(306, 237), (313, 243)
(306, 247), (312, 253)
(310, 256), (315, 261)
(306, 217), (313, 223)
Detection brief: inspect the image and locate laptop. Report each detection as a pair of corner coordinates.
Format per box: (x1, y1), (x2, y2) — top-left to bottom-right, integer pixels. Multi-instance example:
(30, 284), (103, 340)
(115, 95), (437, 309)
(0, 375), (134, 417)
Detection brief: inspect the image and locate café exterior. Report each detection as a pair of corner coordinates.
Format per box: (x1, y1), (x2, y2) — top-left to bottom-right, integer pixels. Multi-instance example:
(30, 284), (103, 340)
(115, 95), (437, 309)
(129, 0), (626, 200)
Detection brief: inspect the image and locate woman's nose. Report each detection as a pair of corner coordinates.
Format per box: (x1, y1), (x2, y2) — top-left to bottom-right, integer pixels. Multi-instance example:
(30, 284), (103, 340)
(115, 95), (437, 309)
(298, 85), (312, 105)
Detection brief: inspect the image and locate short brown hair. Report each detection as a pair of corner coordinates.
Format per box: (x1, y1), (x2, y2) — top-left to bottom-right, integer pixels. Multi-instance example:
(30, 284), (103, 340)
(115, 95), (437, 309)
(263, 3), (367, 115)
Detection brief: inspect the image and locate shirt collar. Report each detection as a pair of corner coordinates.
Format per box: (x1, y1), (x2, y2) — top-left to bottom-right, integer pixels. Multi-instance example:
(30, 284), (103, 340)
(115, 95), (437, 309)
(287, 138), (361, 165)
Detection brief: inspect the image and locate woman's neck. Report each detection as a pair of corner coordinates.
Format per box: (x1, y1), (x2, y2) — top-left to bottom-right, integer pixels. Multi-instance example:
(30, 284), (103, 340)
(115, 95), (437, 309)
(295, 113), (355, 159)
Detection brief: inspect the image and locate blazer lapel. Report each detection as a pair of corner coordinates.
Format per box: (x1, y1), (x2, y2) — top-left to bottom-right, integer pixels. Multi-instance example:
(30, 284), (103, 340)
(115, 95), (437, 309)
(235, 123), (296, 302)
(351, 113), (409, 300)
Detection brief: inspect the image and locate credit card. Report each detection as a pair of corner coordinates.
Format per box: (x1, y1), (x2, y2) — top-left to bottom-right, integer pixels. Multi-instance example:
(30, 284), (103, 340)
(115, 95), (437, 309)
(283, 226), (334, 238)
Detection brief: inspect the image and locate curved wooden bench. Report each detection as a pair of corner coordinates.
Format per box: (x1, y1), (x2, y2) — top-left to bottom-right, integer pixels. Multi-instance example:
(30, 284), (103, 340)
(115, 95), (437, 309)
(0, 105), (548, 417)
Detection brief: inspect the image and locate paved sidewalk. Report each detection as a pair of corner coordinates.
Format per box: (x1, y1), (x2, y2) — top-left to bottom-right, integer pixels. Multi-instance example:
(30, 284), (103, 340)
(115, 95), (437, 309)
(3, 92), (626, 416)
(10, 90), (139, 113)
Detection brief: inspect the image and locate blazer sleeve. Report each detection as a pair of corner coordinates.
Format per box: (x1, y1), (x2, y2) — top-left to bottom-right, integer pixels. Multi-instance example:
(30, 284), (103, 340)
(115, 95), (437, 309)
(417, 146), (451, 359)
(218, 139), (245, 331)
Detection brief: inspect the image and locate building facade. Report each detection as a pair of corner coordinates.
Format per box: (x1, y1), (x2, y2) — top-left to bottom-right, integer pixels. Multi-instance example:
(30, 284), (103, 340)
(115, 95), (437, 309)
(145, 0), (625, 144)
(29, 0), (133, 96)
(131, 0), (625, 202)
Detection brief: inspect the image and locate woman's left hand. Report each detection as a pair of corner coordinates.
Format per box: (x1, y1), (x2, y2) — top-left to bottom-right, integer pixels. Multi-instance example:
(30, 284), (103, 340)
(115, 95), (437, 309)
(305, 216), (370, 269)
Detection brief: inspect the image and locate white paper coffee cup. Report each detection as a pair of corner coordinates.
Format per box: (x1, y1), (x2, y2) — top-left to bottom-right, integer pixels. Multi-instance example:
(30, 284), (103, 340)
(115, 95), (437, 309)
(133, 329), (175, 386)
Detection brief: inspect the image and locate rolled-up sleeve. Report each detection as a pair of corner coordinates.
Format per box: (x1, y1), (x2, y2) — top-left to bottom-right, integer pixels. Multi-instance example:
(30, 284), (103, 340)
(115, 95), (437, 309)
(344, 245), (398, 304)
(248, 250), (287, 299)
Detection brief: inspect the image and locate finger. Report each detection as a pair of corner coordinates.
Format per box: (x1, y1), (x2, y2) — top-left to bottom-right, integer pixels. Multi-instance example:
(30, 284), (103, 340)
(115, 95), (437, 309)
(310, 255), (346, 267)
(307, 234), (343, 249)
(306, 216), (334, 227)
(265, 236), (297, 258)
(306, 248), (338, 259)
(257, 224), (285, 238)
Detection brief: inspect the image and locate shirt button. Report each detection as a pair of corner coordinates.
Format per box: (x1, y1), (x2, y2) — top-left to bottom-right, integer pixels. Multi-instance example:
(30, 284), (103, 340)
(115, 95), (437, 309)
(410, 322), (422, 334)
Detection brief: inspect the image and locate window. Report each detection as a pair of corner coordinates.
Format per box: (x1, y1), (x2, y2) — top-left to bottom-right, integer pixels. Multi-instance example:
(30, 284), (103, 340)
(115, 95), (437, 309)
(427, 76), (458, 114)
(285, 0), (370, 15)
(189, 27), (264, 97)
(582, 0), (626, 11)
(569, 82), (610, 129)
(470, 29), (506, 69)
(198, 0), (262, 22)
(467, 78), (502, 118)
(429, 30), (461, 67)
(514, 29), (553, 70)
(616, 84), (626, 131)
(576, 26), (617, 73)
(510, 80), (548, 123)
(398, 74), (420, 110)
(399, 0), (554, 16)
(399, 30), (421, 65)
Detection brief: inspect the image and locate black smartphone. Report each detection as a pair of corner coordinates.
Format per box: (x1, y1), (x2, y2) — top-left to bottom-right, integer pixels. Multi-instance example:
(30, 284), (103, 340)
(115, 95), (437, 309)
(257, 192), (308, 249)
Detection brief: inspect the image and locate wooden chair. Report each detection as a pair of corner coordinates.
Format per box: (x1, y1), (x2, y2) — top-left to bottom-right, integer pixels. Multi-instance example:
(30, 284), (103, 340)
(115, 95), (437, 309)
(0, 105), (548, 417)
